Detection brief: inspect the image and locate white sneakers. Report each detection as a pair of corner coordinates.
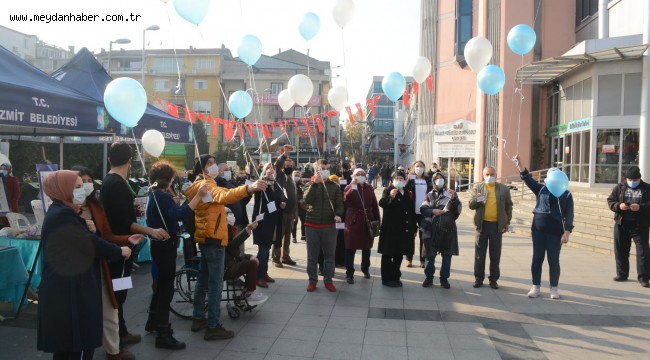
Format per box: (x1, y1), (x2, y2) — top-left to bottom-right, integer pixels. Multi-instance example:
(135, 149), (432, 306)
(527, 285), (561, 299)
(550, 287), (560, 299)
(245, 290), (268, 305)
(527, 285), (541, 298)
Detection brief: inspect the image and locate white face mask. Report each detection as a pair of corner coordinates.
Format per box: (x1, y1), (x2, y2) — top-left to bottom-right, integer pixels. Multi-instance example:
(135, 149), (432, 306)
(434, 178), (445, 188)
(414, 167), (424, 176)
(356, 176), (366, 184)
(484, 176), (496, 184)
(206, 164), (219, 177)
(226, 213), (236, 226)
(320, 170), (330, 179)
(72, 187), (87, 205)
(83, 182), (94, 196)
(292, 176), (301, 182)
(394, 180), (405, 189)
(223, 171), (232, 181)
(0, 170), (7, 176)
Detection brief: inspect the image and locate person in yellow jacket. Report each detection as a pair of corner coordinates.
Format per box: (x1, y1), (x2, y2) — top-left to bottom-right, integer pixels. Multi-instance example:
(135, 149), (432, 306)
(184, 154), (267, 341)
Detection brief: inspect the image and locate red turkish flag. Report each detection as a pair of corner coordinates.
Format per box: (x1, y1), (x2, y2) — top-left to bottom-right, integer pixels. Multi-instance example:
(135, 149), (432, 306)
(403, 84), (410, 107)
(316, 117), (323, 132)
(355, 103), (364, 118)
(413, 81), (419, 96)
(166, 103), (179, 118)
(345, 106), (354, 124)
(271, 122), (277, 129)
(278, 121), (289, 138)
(366, 99), (376, 116)
(223, 121), (235, 141)
(325, 110), (338, 118)
(427, 74), (433, 91)
(210, 117), (218, 138)
(244, 123), (255, 138)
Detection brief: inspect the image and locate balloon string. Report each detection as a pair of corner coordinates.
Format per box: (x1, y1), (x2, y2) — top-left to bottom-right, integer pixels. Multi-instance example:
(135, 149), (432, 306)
(341, 30), (348, 89)
(516, 55), (525, 153)
(131, 130), (146, 177)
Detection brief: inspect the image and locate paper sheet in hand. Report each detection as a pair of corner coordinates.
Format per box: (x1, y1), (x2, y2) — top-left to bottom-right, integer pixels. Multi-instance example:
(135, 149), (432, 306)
(414, 179), (427, 214)
(476, 195), (485, 202)
(201, 193), (212, 203)
(112, 276), (133, 291)
(336, 222), (345, 229)
(267, 202), (277, 213)
(245, 180), (253, 185)
(351, 184), (358, 190)
(339, 179), (348, 185)
(256, 213), (264, 221)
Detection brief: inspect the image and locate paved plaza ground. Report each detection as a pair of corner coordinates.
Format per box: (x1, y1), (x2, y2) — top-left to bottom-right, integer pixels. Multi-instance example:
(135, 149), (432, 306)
(2, 188), (650, 360)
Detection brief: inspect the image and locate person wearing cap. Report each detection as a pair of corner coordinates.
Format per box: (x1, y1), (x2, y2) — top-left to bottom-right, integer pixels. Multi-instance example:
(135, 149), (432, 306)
(607, 166), (650, 287)
(343, 168), (380, 284)
(513, 155), (574, 299)
(378, 169), (417, 287)
(0, 162), (20, 213)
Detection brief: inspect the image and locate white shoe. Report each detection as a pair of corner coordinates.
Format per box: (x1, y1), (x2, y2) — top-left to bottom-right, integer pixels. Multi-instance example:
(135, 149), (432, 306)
(245, 290), (268, 305)
(527, 285), (541, 298)
(550, 287), (560, 300)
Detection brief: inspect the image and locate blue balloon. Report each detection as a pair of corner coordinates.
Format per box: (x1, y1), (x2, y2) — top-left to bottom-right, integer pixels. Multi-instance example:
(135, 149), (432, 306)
(104, 77), (147, 128)
(228, 90), (253, 119)
(507, 24), (536, 56)
(477, 65), (506, 95)
(381, 72), (406, 102)
(238, 34), (263, 66)
(173, 0), (210, 26)
(545, 169), (569, 198)
(299, 12), (321, 41)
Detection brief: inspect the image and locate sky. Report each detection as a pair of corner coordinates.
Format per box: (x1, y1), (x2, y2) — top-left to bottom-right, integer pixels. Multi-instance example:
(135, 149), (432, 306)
(1, 0), (421, 107)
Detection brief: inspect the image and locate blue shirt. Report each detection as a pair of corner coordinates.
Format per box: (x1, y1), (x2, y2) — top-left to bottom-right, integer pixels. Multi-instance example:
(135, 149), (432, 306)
(520, 169), (574, 235)
(146, 190), (193, 236)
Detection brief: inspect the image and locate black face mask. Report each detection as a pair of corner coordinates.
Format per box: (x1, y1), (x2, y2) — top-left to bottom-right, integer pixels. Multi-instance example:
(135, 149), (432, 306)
(284, 167), (294, 175)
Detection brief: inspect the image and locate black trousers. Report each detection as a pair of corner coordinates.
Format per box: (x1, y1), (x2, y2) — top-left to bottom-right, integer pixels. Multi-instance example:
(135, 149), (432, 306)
(380, 254), (402, 282)
(345, 249), (370, 278)
(149, 238), (178, 327)
(614, 224), (650, 281)
(52, 350), (94, 360)
(474, 221), (503, 282)
(293, 209), (307, 239)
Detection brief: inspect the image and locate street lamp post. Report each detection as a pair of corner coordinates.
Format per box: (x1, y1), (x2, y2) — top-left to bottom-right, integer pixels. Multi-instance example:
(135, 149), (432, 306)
(141, 25), (160, 85)
(107, 38), (131, 76)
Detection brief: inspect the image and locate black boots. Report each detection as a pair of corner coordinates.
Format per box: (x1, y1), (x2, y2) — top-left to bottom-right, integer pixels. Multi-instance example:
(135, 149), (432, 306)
(155, 325), (186, 350)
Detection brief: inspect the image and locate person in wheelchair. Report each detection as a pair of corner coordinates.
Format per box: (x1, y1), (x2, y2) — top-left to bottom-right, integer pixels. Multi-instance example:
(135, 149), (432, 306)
(223, 208), (268, 306)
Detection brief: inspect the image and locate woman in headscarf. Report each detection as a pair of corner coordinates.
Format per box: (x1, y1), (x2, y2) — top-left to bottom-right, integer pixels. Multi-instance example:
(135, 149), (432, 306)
(72, 165), (143, 360)
(343, 168), (380, 284)
(37, 170), (131, 360)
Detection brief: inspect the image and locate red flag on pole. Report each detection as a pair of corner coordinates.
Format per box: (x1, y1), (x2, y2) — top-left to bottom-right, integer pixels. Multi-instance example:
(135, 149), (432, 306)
(355, 103), (364, 118)
(366, 99), (376, 116)
(345, 106), (354, 124)
(427, 74), (433, 91)
(403, 84), (410, 107)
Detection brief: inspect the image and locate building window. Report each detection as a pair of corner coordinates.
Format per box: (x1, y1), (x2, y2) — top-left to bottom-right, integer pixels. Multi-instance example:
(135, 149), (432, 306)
(576, 0), (599, 26)
(271, 83), (283, 94)
(455, 0), (473, 57)
(153, 57), (183, 73)
(153, 79), (170, 92)
(194, 58), (214, 69)
(194, 79), (208, 90)
(193, 101), (211, 114)
(294, 107), (307, 118)
(624, 73), (642, 115)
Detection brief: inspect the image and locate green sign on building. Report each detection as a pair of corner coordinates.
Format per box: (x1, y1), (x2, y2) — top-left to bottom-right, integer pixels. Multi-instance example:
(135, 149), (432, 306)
(546, 117), (591, 137)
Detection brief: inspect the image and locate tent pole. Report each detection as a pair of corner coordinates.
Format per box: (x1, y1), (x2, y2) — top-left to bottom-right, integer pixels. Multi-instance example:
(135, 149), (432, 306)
(103, 143), (108, 177)
(59, 137), (63, 168)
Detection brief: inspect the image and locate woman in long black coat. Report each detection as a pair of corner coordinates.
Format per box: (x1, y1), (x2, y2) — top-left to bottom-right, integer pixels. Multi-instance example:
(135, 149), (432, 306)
(378, 169), (417, 287)
(37, 170), (128, 360)
(252, 163), (285, 288)
(404, 160), (433, 268)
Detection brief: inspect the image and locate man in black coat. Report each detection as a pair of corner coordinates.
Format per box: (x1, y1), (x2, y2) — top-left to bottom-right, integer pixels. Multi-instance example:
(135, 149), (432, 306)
(607, 166), (650, 287)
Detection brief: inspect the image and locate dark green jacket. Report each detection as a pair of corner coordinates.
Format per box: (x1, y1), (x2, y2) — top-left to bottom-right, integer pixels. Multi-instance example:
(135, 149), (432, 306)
(303, 180), (344, 225)
(468, 182), (513, 232)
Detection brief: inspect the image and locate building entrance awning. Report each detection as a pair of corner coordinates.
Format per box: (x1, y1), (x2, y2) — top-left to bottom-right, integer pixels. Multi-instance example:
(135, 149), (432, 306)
(515, 44), (648, 85)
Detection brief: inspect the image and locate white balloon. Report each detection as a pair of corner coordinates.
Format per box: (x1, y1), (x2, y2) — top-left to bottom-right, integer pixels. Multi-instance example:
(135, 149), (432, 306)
(464, 36), (493, 73)
(278, 89), (295, 112)
(327, 86), (348, 111)
(142, 129), (166, 157)
(332, 0), (355, 29)
(288, 74), (314, 107)
(160, 0), (169, 3)
(412, 56), (432, 84)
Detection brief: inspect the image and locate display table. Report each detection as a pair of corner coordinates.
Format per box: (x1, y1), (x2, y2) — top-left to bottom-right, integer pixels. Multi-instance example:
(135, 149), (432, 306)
(0, 237), (41, 288)
(0, 246), (29, 314)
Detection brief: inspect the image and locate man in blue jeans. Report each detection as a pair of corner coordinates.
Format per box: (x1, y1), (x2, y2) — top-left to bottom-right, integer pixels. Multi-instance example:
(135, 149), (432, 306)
(303, 159), (344, 292)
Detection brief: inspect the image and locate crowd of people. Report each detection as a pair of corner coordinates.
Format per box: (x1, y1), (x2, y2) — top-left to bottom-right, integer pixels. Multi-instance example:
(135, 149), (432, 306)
(28, 141), (650, 359)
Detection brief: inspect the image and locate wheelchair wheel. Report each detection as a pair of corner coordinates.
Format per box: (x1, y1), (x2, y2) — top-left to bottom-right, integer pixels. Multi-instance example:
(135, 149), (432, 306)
(226, 303), (241, 319)
(170, 268), (199, 320)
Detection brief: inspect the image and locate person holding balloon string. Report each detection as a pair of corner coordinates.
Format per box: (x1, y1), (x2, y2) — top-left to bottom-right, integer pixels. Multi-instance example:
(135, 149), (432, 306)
(513, 155), (574, 300)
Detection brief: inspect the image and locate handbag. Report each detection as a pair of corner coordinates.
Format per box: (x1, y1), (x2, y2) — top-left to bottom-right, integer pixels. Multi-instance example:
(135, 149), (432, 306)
(356, 185), (380, 238)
